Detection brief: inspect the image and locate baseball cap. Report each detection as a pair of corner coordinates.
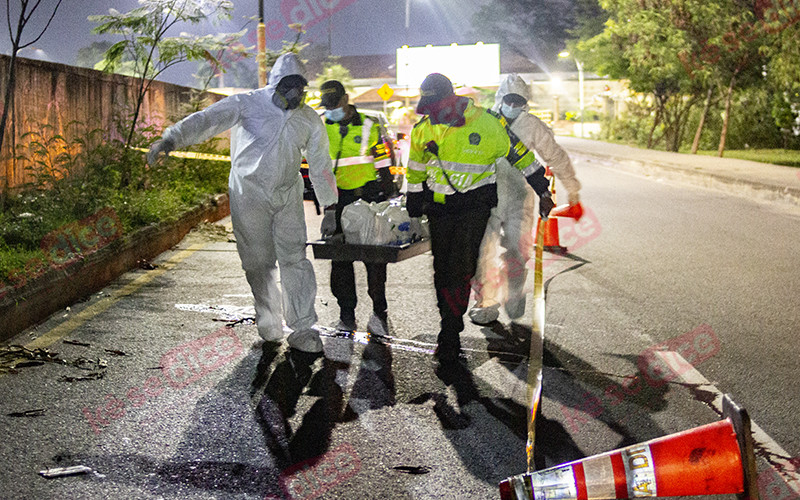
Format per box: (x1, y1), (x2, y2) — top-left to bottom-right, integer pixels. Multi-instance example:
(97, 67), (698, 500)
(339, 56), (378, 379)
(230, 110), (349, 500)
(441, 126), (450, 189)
(319, 80), (346, 108)
(416, 73), (454, 114)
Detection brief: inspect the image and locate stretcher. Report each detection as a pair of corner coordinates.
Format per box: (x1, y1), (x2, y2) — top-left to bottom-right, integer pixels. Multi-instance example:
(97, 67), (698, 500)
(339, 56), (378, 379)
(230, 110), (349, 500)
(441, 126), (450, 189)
(307, 234), (430, 263)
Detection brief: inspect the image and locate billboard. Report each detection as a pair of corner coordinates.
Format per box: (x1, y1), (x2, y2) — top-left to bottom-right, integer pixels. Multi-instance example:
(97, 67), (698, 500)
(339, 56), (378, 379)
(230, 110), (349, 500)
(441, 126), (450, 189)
(396, 43), (500, 89)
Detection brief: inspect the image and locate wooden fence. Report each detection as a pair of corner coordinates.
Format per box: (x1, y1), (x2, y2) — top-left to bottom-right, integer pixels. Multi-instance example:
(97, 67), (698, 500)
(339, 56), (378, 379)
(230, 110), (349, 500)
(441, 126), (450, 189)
(0, 55), (225, 193)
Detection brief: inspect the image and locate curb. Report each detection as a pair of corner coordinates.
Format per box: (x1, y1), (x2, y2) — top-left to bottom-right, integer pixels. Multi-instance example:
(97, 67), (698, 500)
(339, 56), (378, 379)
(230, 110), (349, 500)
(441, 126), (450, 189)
(564, 148), (800, 209)
(0, 194), (230, 343)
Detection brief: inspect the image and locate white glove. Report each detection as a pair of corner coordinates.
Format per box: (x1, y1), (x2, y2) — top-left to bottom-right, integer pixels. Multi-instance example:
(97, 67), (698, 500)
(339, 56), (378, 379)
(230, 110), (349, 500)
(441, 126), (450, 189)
(320, 207), (337, 237)
(568, 191), (581, 206)
(147, 138), (174, 166)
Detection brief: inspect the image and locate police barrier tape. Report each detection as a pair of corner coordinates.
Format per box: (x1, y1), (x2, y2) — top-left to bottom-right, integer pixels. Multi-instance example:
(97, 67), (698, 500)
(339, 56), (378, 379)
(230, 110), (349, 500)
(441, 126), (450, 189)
(137, 147), (406, 176)
(133, 147), (231, 162)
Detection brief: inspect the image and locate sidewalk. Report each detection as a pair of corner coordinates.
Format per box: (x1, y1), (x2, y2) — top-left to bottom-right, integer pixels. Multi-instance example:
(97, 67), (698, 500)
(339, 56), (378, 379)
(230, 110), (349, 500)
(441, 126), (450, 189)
(556, 136), (800, 208)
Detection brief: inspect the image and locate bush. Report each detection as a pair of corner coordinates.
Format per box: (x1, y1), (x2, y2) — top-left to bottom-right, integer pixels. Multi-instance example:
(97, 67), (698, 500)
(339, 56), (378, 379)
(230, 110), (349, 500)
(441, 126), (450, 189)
(0, 120), (229, 284)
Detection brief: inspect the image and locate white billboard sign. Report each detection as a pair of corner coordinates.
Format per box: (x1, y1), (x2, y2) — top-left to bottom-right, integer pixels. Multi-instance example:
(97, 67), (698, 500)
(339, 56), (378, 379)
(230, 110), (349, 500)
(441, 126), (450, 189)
(396, 43), (500, 89)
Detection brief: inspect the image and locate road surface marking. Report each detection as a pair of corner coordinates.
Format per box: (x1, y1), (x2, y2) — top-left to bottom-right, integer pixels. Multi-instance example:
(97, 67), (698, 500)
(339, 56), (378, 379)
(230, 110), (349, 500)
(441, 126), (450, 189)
(22, 243), (208, 351)
(654, 350), (800, 494)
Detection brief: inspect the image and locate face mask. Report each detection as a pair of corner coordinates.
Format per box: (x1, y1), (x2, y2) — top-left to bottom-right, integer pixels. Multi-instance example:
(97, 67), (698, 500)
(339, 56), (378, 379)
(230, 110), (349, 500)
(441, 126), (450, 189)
(273, 82), (306, 110)
(501, 103), (523, 120)
(325, 107), (346, 122)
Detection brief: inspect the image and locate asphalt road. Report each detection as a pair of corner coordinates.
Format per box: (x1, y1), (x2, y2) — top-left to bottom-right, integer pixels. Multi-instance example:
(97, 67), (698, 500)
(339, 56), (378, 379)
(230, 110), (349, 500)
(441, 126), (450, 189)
(1, 148), (799, 499)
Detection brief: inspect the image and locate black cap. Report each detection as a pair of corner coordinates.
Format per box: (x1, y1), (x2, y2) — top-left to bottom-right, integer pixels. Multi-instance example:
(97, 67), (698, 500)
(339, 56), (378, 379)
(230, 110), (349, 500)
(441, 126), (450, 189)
(416, 73), (454, 114)
(319, 80), (346, 108)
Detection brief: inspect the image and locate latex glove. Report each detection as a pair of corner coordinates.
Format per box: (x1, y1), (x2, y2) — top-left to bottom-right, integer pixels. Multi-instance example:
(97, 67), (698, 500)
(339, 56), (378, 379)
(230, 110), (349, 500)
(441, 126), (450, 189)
(320, 206), (337, 237)
(539, 192), (555, 219)
(147, 138), (174, 165)
(568, 191), (581, 206)
(406, 191), (425, 218)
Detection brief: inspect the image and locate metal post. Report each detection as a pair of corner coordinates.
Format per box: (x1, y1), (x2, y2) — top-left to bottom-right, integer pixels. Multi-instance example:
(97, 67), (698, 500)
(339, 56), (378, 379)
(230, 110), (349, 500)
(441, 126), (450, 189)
(257, 0), (267, 88)
(405, 0), (411, 29)
(576, 59), (584, 138)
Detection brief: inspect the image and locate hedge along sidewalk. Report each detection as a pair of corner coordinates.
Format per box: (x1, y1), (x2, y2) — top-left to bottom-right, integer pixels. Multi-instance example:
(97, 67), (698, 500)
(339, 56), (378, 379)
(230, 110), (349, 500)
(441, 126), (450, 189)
(0, 194), (230, 343)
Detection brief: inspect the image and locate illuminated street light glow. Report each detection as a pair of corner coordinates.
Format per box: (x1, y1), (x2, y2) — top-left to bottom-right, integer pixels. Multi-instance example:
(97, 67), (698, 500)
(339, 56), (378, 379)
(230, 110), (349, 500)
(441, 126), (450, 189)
(559, 50), (585, 138)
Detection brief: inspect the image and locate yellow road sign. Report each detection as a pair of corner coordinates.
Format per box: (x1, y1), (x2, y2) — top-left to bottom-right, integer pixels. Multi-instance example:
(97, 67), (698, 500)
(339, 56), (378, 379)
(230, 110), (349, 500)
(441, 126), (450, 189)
(377, 83), (394, 101)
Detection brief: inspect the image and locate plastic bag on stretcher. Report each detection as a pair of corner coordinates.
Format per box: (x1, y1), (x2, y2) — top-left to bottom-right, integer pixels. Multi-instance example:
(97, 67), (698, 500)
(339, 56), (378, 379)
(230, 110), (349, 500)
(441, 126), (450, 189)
(341, 199), (426, 246)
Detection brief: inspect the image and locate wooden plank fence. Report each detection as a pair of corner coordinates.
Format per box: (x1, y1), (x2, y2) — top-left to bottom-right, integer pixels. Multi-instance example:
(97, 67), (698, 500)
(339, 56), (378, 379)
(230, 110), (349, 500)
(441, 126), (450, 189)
(0, 55), (225, 193)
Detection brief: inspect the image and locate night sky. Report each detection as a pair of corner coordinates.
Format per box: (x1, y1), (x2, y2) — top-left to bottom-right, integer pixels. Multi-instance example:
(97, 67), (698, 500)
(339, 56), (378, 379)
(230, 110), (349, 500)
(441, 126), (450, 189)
(1, 0), (483, 86)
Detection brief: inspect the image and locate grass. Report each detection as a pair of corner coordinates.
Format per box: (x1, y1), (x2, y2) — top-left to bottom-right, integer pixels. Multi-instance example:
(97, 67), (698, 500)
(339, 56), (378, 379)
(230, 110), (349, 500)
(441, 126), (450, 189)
(0, 127), (230, 287)
(693, 149), (800, 168)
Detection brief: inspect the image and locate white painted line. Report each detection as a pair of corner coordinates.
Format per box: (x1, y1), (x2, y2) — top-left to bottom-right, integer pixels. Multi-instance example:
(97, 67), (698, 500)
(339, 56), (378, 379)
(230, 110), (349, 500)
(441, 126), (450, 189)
(654, 351), (800, 495)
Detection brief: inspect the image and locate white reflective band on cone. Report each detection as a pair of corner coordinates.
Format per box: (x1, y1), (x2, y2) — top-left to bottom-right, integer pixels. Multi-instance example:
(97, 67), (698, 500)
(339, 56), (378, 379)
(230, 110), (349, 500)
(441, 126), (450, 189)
(621, 445), (657, 497)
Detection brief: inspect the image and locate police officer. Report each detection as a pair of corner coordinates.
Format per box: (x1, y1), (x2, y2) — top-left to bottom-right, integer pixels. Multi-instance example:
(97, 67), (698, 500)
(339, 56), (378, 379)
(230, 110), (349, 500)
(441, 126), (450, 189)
(319, 80), (396, 336)
(405, 73), (553, 364)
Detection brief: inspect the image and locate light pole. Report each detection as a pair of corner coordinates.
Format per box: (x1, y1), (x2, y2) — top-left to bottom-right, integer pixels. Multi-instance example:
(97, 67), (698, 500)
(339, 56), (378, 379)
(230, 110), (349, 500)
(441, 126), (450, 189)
(559, 51), (584, 138)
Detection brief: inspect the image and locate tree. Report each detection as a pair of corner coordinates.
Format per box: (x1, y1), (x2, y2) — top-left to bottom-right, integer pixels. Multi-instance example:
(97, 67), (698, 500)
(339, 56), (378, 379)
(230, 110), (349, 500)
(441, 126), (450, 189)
(469, 0), (576, 67)
(314, 62), (353, 92)
(762, 6), (800, 147)
(89, 0), (246, 186)
(1, 0), (64, 206)
(580, 0), (703, 151)
(75, 41), (114, 69)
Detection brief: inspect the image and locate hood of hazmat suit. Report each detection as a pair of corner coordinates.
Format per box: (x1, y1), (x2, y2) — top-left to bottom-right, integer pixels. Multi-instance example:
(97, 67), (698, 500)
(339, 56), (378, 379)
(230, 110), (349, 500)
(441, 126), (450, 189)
(162, 52), (337, 208)
(160, 52), (338, 345)
(493, 73), (581, 204)
(493, 73), (531, 113)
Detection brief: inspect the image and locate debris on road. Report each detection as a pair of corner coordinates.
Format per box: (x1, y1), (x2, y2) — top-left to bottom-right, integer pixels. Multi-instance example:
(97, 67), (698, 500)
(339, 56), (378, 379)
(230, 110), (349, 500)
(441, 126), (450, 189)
(63, 340), (91, 347)
(38, 465), (93, 478)
(392, 465), (432, 475)
(7, 408), (46, 417)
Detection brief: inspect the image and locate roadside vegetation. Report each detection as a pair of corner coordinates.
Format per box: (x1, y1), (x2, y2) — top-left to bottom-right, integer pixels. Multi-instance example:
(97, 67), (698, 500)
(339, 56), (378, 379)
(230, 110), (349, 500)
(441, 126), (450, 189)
(0, 119), (229, 285)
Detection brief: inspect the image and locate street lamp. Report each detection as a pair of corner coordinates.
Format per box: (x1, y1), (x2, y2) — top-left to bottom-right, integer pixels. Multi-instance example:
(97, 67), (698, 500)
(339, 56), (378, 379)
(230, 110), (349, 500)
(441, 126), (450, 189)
(559, 51), (584, 138)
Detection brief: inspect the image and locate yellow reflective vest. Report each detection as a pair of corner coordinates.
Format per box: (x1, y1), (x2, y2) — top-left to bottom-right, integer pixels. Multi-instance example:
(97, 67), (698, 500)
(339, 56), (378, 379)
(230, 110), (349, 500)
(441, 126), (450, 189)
(325, 109), (391, 191)
(406, 100), (510, 204)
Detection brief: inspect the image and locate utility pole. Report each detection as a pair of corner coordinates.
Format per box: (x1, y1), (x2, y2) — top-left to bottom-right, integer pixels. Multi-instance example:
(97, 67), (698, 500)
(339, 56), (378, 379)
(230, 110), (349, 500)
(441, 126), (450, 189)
(257, 0), (267, 87)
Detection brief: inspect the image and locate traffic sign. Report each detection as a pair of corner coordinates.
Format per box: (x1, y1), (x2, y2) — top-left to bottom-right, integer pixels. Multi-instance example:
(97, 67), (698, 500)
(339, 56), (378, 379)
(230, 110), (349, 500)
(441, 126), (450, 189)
(377, 83), (394, 101)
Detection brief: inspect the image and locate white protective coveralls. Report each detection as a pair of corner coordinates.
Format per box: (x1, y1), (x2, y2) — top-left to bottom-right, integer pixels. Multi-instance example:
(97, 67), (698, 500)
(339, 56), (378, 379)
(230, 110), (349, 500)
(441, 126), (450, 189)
(157, 53), (338, 351)
(470, 74), (581, 323)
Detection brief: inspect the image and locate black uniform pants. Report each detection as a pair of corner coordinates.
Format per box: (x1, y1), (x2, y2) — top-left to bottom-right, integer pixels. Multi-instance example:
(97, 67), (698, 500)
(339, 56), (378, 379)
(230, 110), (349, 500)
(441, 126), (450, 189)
(332, 182), (388, 322)
(428, 203), (492, 352)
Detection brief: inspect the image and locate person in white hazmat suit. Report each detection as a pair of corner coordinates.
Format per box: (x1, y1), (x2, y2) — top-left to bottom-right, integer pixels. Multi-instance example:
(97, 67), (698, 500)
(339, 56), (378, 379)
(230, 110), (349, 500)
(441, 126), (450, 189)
(469, 74), (582, 325)
(147, 53), (338, 353)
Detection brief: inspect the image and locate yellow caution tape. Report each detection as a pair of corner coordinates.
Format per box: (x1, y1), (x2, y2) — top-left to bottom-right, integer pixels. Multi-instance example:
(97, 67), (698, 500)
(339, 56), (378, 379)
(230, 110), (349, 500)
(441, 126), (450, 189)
(526, 217), (546, 472)
(132, 147), (230, 162)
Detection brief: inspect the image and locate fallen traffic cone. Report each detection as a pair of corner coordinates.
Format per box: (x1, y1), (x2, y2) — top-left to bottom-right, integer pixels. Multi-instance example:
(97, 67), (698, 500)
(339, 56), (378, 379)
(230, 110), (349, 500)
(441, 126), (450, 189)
(500, 394), (759, 500)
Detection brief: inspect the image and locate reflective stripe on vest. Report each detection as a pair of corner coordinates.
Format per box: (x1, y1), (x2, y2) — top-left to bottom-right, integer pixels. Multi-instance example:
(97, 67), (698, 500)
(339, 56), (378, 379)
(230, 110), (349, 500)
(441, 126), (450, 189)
(327, 112), (381, 190)
(406, 101), (510, 197)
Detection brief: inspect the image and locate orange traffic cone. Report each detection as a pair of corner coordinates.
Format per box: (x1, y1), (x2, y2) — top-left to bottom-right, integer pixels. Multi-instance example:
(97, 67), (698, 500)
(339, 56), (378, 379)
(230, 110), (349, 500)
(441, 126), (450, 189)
(536, 167), (567, 254)
(500, 394), (759, 500)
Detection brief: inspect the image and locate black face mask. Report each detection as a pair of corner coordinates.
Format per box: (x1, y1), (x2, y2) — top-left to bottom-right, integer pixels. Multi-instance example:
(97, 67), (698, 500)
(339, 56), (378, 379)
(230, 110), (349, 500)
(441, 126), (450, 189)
(273, 76), (307, 110)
